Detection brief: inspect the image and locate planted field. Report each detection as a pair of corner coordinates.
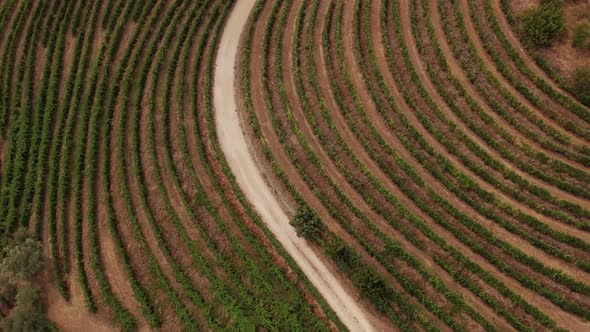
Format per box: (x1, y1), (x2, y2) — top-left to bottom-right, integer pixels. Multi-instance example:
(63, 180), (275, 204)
(0, 0), (588, 331)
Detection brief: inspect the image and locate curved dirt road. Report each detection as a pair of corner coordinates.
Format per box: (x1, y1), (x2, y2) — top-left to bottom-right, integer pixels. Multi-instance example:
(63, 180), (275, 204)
(213, 0), (375, 331)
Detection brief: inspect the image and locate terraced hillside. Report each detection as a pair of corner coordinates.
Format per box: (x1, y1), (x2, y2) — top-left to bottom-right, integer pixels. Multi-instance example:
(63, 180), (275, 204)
(0, 0), (588, 331)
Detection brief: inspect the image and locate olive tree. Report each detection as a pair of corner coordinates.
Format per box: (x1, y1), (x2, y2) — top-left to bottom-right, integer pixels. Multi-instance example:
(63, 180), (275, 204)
(0, 231), (48, 332)
(522, 1), (565, 46)
(1, 285), (46, 332)
(0, 238), (43, 284)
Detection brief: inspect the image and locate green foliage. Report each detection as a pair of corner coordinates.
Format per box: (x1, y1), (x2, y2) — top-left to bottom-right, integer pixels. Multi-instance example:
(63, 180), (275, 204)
(0, 284), (17, 306)
(0, 237), (43, 285)
(521, 1), (565, 46)
(572, 66), (590, 106)
(14, 285), (42, 312)
(290, 205), (324, 241)
(1, 285), (47, 332)
(1, 309), (47, 332)
(0, 232), (43, 293)
(573, 22), (590, 50)
(0, 232), (48, 332)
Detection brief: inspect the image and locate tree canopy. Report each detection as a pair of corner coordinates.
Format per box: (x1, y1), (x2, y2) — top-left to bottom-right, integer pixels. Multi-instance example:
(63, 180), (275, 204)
(522, 1), (565, 46)
(0, 231), (48, 332)
(290, 205), (324, 241)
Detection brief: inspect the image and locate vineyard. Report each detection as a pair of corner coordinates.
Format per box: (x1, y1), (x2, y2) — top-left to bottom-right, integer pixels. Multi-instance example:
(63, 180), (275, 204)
(0, 0), (589, 331)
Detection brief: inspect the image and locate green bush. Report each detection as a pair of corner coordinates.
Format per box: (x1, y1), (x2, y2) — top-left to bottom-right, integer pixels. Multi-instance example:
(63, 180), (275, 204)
(572, 65), (590, 106)
(521, 1), (565, 46)
(1, 230), (43, 282)
(0, 284), (17, 306)
(1, 285), (47, 332)
(0, 231), (48, 332)
(1, 309), (47, 332)
(573, 22), (590, 50)
(14, 285), (42, 312)
(0, 238), (43, 284)
(290, 205), (324, 241)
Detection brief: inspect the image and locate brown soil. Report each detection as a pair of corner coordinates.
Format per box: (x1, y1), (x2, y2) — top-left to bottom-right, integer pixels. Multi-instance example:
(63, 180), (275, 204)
(40, 184), (113, 331)
(366, 0), (572, 330)
(44, 282), (115, 332)
(59, 35), (76, 102)
(328, 3), (499, 328)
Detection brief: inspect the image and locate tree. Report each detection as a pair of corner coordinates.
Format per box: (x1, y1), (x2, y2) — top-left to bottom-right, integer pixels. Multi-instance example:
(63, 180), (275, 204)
(0, 232), (48, 332)
(327, 240), (357, 270)
(0, 238), (43, 284)
(1, 304), (47, 332)
(572, 65), (590, 106)
(14, 285), (42, 312)
(521, 1), (565, 46)
(290, 205), (324, 241)
(1, 285), (46, 332)
(0, 284), (17, 307)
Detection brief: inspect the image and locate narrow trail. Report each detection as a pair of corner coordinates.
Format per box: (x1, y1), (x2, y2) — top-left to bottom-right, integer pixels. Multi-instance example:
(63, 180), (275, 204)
(213, 0), (375, 331)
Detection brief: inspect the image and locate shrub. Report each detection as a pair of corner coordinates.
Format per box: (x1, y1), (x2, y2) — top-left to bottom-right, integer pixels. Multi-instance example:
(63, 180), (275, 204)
(0, 237), (43, 284)
(1, 285), (47, 332)
(573, 22), (590, 50)
(0, 284), (17, 306)
(1, 309), (47, 332)
(14, 285), (42, 312)
(572, 65), (590, 106)
(521, 1), (565, 46)
(355, 267), (391, 311)
(0, 230), (45, 324)
(290, 205), (324, 241)
(327, 241), (357, 269)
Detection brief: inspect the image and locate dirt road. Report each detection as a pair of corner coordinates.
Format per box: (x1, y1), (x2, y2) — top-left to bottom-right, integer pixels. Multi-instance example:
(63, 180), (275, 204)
(213, 0), (375, 330)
